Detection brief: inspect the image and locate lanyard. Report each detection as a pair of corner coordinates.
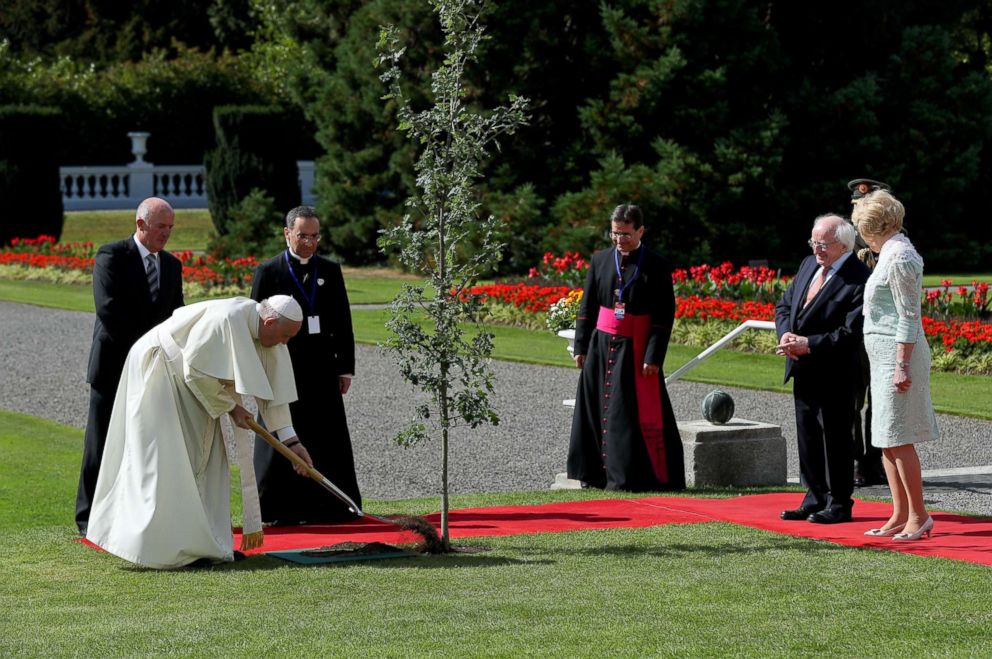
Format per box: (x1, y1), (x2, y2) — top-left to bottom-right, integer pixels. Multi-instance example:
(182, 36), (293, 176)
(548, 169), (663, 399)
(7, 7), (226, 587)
(614, 246), (645, 301)
(285, 250), (318, 313)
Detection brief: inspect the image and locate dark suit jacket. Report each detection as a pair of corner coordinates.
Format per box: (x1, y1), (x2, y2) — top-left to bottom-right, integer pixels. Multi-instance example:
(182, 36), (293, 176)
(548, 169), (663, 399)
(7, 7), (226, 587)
(774, 254), (870, 384)
(251, 251), (355, 379)
(574, 245), (675, 367)
(86, 237), (184, 391)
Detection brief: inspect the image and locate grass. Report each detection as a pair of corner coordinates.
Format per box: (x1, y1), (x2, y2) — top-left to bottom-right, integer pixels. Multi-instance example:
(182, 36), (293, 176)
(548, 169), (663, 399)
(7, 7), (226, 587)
(61, 209), (215, 252)
(0, 274), (411, 310)
(923, 273), (992, 286)
(1, 409), (991, 656)
(341, 268), (424, 305)
(0, 279), (94, 312)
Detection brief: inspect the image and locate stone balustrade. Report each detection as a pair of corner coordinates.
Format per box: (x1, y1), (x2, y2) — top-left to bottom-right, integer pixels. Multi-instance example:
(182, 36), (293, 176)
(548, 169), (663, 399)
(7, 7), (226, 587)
(59, 131), (316, 211)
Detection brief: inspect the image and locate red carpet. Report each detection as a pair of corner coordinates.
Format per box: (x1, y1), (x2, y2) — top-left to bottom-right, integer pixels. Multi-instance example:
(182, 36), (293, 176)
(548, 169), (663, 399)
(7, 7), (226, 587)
(234, 493), (992, 567)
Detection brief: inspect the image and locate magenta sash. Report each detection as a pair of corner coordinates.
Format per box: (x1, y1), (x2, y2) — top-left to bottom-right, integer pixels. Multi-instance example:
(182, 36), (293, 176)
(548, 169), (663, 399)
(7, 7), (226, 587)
(595, 306), (669, 483)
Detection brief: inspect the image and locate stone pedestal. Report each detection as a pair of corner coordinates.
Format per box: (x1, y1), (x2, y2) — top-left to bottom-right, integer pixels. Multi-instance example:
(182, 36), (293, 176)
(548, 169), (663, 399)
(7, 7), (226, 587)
(679, 418), (786, 487)
(550, 472), (584, 490)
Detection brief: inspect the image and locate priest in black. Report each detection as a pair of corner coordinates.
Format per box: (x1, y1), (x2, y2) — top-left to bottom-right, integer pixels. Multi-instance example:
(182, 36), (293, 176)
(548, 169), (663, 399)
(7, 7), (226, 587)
(250, 206), (362, 523)
(567, 204), (685, 491)
(76, 197), (185, 535)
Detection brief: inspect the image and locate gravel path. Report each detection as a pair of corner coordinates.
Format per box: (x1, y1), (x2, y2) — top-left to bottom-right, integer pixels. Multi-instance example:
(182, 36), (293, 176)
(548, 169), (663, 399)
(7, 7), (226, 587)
(2, 300), (989, 516)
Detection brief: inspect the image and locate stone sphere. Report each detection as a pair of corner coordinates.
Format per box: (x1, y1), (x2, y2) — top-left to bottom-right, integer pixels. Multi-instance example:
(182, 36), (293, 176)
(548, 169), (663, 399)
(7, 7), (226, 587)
(701, 390), (735, 425)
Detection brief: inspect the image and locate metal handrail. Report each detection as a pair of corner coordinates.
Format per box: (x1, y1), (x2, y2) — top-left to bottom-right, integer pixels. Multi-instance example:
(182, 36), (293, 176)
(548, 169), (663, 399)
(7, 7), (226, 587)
(560, 319), (777, 407)
(665, 319), (776, 385)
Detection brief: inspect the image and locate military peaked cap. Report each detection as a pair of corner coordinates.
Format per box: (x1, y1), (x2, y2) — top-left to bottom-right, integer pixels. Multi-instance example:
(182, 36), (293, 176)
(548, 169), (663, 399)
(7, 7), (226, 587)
(847, 178), (891, 200)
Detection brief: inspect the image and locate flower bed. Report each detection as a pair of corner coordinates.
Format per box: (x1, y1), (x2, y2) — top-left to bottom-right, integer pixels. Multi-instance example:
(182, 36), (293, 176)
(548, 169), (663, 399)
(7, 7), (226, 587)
(672, 261), (789, 303)
(471, 253), (992, 375)
(0, 236), (256, 298)
(923, 280), (990, 320)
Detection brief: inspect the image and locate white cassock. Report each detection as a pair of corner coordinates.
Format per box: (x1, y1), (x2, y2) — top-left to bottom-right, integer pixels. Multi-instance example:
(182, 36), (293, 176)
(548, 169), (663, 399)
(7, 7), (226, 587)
(86, 297), (298, 569)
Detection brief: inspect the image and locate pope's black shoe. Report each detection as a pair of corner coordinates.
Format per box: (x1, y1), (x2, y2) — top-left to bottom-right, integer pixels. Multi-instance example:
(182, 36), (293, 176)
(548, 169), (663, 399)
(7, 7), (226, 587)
(780, 507), (820, 521)
(807, 509), (852, 524)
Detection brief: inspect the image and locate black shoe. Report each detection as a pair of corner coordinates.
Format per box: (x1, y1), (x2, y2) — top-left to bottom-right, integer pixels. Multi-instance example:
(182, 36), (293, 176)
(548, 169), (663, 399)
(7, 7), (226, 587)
(808, 509), (852, 524)
(853, 469), (867, 487)
(780, 507), (820, 521)
(233, 550), (247, 562)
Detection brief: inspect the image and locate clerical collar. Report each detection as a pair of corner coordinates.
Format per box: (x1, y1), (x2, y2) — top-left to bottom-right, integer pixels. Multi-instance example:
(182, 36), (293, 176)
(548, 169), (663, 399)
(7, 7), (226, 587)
(287, 247), (310, 265)
(618, 244), (642, 260)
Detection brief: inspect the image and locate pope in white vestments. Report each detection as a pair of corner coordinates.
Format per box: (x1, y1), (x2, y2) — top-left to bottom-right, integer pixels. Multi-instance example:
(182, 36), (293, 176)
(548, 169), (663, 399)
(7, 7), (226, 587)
(86, 295), (312, 569)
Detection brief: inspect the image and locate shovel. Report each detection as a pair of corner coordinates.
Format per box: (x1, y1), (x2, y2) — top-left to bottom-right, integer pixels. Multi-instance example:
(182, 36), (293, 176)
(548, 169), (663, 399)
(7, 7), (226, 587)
(246, 417), (443, 551)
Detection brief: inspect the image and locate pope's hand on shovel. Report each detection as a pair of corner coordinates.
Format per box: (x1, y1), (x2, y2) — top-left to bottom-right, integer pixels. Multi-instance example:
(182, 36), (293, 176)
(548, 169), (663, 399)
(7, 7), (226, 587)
(234, 408), (311, 476)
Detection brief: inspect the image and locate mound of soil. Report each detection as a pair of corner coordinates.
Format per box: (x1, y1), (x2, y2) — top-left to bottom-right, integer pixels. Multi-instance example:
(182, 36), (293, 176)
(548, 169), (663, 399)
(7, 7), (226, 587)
(302, 542), (404, 557)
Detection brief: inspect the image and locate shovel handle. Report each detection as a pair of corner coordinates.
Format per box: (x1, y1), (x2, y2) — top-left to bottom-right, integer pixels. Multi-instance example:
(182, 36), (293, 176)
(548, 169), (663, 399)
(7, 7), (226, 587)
(245, 417), (321, 481)
(244, 416), (363, 516)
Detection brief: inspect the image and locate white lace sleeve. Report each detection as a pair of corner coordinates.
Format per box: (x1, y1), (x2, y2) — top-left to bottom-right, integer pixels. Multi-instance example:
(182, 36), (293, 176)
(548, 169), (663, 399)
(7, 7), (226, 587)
(221, 394), (262, 537)
(889, 250), (924, 343)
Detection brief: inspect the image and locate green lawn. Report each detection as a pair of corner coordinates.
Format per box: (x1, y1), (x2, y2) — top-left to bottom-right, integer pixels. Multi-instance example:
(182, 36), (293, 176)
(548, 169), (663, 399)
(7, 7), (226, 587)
(0, 275), (411, 309)
(1, 409), (991, 656)
(923, 273), (992, 286)
(61, 209), (215, 252)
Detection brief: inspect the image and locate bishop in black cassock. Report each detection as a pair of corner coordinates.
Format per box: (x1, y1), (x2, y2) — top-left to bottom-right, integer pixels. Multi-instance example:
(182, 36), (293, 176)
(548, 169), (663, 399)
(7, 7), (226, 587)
(567, 204), (685, 491)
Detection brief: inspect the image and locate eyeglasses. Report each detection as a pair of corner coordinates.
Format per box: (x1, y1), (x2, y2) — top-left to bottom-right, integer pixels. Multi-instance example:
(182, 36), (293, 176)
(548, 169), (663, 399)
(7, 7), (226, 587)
(610, 231), (635, 239)
(807, 239), (838, 251)
(293, 233), (320, 243)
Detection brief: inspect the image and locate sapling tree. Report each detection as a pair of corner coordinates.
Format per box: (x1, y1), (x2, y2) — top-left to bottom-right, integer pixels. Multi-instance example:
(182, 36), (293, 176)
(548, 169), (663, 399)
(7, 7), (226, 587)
(376, 0), (529, 549)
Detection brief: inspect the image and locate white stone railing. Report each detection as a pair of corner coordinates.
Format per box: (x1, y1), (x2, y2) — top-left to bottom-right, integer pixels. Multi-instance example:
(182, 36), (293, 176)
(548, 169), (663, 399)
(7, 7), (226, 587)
(298, 159), (316, 206)
(59, 131), (317, 211)
(60, 166), (136, 210)
(153, 166), (208, 206)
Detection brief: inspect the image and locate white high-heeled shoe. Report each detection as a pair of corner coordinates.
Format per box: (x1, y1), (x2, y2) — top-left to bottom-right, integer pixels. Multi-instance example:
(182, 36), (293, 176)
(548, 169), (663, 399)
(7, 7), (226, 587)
(863, 523), (906, 537)
(893, 516), (934, 541)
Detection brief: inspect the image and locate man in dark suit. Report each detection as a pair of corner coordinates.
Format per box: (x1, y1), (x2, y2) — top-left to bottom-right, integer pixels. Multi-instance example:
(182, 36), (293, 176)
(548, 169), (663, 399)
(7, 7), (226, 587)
(250, 206), (361, 523)
(775, 214), (870, 524)
(76, 197), (184, 535)
(567, 203), (685, 492)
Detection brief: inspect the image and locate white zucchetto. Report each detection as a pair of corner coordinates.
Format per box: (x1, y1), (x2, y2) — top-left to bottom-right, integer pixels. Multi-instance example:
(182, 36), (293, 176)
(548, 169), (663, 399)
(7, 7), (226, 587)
(265, 294), (303, 322)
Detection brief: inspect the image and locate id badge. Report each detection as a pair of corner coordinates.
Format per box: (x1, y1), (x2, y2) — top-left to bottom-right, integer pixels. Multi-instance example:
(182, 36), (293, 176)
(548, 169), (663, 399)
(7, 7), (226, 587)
(613, 302), (626, 320)
(308, 315), (321, 334)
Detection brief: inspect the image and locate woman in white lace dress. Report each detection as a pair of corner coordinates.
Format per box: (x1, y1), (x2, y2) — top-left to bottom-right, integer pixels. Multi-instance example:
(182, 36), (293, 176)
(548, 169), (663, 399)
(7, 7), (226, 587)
(852, 190), (940, 541)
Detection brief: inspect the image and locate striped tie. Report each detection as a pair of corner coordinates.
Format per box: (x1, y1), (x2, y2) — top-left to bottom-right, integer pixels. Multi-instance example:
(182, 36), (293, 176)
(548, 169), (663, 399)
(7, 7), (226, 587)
(146, 254), (159, 302)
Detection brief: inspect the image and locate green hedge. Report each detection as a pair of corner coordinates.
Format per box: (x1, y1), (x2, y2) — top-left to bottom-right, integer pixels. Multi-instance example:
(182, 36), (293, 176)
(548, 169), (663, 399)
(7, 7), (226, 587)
(0, 106), (64, 245)
(204, 105), (305, 234)
(0, 51), (306, 166)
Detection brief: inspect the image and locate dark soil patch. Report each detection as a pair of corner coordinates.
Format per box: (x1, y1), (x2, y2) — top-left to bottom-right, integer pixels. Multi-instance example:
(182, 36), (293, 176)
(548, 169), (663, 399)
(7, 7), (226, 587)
(302, 542), (404, 557)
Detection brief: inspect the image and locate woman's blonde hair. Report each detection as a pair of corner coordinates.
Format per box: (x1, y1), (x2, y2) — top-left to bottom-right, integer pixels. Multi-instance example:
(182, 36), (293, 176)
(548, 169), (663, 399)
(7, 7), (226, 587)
(852, 189), (904, 237)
